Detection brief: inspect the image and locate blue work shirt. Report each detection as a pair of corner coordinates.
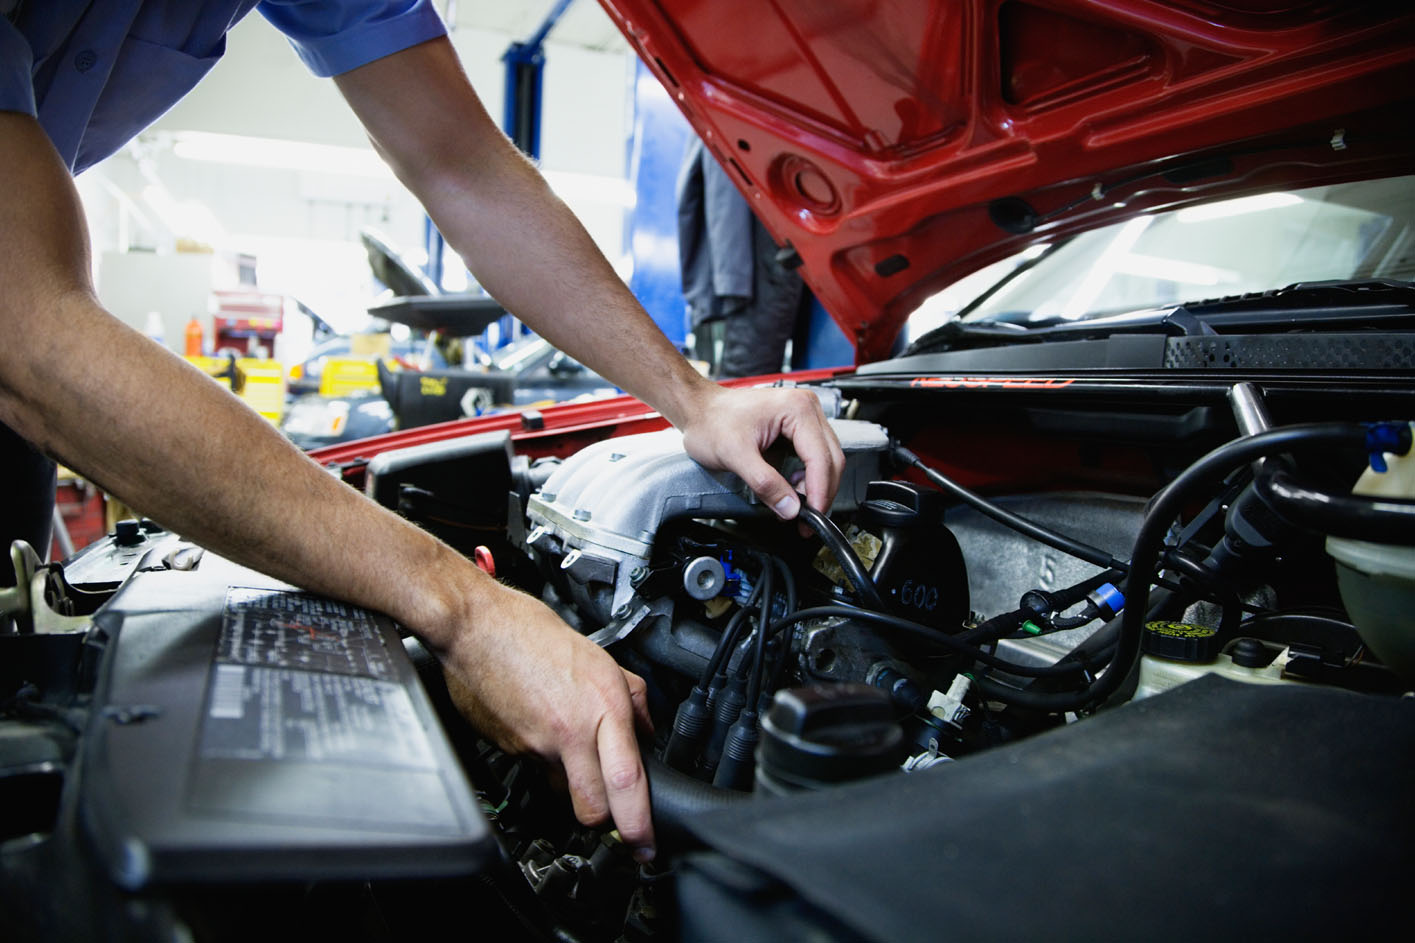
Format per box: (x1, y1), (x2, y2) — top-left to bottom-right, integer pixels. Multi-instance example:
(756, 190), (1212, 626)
(0, 0), (445, 174)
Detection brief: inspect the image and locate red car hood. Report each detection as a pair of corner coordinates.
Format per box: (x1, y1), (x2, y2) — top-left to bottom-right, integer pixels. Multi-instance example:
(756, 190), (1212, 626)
(598, 0), (1415, 362)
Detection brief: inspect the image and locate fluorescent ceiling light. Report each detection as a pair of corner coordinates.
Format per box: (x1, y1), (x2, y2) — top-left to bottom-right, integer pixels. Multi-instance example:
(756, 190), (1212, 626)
(169, 132), (637, 208)
(1176, 192), (1302, 223)
(170, 131), (392, 178)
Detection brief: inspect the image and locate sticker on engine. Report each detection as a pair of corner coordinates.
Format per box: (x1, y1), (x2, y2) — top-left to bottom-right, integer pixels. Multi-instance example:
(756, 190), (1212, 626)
(195, 588), (435, 769)
(217, 587), (393, 679)
(197, 664), (435, 769)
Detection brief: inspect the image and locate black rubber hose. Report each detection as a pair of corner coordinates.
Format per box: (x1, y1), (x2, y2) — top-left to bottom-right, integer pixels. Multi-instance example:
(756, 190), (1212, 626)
(745, 555), (774, 708)
(894, 445), (1128, 572)
(1013, 567), (1126, 633)
(894, 445), (1259, 608)
(696, 577), (763, 688)
(767, 606), (1094, 679)
(773, 555), (798, 620)
(1255, 460), (1415, 545)
(1102, 423), (1390, 708)
(1160, 548), (1243, 637)
(955, 608), (1028, 646)
(760, 556), (800, 697)
(973, 608), (1139, 711)
(643, 751), (749, 851)
(974, 423), (1407, 712)
(1053, 567), (1126, 612)
(796, 505), (886, 609)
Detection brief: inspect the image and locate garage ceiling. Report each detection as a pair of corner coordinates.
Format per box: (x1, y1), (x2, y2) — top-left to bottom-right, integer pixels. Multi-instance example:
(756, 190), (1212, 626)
(445, 0), (628, 52)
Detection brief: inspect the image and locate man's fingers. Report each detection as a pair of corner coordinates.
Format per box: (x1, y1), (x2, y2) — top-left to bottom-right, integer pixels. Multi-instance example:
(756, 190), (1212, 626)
(744, 451), (802, 520)
(719, 436), (801, 519)
(596, 716), (655, 860)
(558, 717), (656, 861)
(561, 745), (610, 828)
(789, 410), (845, 514)
(622, 668), (654, 734)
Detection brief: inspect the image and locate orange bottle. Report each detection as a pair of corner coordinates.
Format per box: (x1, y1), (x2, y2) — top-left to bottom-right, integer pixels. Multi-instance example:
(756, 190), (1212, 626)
(184, 317), (204, 357)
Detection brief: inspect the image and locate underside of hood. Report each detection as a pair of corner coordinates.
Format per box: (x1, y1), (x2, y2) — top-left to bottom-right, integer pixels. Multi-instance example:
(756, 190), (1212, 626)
(598, 0), (1415, 361)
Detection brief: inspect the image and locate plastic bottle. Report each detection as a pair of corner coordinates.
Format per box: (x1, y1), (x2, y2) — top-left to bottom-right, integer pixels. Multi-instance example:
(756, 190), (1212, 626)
(143, 311), (166, 348)
(184, 316), (204, 357)
(1326, 423), (1415, 683)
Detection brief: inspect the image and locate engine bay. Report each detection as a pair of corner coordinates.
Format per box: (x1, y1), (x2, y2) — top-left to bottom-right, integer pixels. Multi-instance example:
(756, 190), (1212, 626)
(3, 374), (1414, 941)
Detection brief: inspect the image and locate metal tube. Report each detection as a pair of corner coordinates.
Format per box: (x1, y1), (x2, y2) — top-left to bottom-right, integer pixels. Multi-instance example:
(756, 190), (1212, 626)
(1228, 382), (1274, 436)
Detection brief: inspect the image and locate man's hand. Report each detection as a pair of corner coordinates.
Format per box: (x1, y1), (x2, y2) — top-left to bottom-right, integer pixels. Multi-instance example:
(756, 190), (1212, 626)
(680, 385), (846, 520)
(435, 577), (657, 861)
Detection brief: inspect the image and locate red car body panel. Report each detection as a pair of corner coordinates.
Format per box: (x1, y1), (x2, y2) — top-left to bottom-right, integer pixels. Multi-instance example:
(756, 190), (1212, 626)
(597, 0), (1415, 361)
(317, 2), (1415, 470)
(307, 368), (848, 477)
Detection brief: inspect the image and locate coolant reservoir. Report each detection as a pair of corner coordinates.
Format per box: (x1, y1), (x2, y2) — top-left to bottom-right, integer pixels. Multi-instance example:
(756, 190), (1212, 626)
(1326, 423), (1415, 684)
(1134, 623), (1292, 700)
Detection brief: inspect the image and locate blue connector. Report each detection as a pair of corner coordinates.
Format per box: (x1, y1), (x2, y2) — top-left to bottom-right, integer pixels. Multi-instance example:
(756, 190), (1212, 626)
(1088, 582), (1125, 621)
(1365, 422), (1413, 474)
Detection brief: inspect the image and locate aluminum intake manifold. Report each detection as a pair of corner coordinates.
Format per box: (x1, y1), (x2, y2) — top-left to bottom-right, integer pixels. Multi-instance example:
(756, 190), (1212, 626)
(523, 419), (889, 638)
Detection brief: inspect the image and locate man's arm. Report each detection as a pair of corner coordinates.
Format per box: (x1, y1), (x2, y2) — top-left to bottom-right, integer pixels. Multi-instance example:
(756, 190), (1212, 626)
(0, 112), (657, 858)
(331, 37), (845, 519)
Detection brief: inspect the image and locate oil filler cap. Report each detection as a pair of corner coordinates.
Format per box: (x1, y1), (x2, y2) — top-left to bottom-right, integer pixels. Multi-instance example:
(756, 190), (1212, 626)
(1142, 621), (1220, 663)
(756, 684), (903, 796)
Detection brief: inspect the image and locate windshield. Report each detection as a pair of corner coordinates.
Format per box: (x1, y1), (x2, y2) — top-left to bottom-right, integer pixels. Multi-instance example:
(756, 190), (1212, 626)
(931, 175), (1414, 329)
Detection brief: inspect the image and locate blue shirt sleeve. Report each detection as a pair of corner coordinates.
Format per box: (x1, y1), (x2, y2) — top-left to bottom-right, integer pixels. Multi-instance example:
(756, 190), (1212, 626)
(257, 0), (447, 77)
(0, 17), (37, 117)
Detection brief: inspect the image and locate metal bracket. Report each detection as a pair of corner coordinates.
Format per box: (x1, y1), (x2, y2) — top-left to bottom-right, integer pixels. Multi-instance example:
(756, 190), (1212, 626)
(585, 596), (673, 648)
(1, 541), (92, 635)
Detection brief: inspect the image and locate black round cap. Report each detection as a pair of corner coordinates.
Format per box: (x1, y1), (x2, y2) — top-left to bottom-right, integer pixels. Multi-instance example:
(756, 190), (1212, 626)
(857, 480), (944, 531)
(1230, 637), (1279, 669)
(758, 684), (903, 792)
(114, 519), (143, 547)
(1142, 620), (1221, 663)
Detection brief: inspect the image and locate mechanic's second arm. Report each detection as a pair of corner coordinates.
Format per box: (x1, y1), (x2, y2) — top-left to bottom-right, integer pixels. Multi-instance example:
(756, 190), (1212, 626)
(332, 37), (846, 520)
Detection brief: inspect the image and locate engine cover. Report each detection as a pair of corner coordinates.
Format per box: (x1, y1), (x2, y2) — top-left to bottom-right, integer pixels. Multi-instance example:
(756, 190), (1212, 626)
(78, 546), (496, 890)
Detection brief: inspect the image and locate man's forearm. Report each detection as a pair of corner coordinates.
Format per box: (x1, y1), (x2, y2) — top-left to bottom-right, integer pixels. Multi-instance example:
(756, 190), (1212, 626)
(334, 38), (719, 428)
(19, 291), (484, 646)
(0, 113), (482, 648)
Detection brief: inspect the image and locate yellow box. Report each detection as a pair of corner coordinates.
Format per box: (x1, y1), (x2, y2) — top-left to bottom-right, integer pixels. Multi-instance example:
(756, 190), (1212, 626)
(236, 358), (287, 424)
(319, 357), (383, 397)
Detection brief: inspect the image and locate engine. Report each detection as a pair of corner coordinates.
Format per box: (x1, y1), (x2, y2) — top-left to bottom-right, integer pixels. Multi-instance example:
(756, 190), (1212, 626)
(520, 419), (978, 783)
(3, 381), (1412, 942)
(438, 388), (1412, 940)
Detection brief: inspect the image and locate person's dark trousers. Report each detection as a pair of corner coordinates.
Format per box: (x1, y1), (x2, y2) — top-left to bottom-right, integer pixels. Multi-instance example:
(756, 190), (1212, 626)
(0, 419), (56, 588)
(717, 217), (808, 379)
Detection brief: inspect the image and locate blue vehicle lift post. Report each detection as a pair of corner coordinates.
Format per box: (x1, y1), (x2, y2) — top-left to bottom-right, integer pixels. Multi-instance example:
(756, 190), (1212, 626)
(502, 0), (576, 159)
(423, 0), (576, 356)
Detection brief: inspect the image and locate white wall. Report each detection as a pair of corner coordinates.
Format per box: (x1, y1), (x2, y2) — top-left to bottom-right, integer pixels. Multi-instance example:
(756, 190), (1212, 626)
(81, 8), (638, 343)
(97, 251), (218, 352)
